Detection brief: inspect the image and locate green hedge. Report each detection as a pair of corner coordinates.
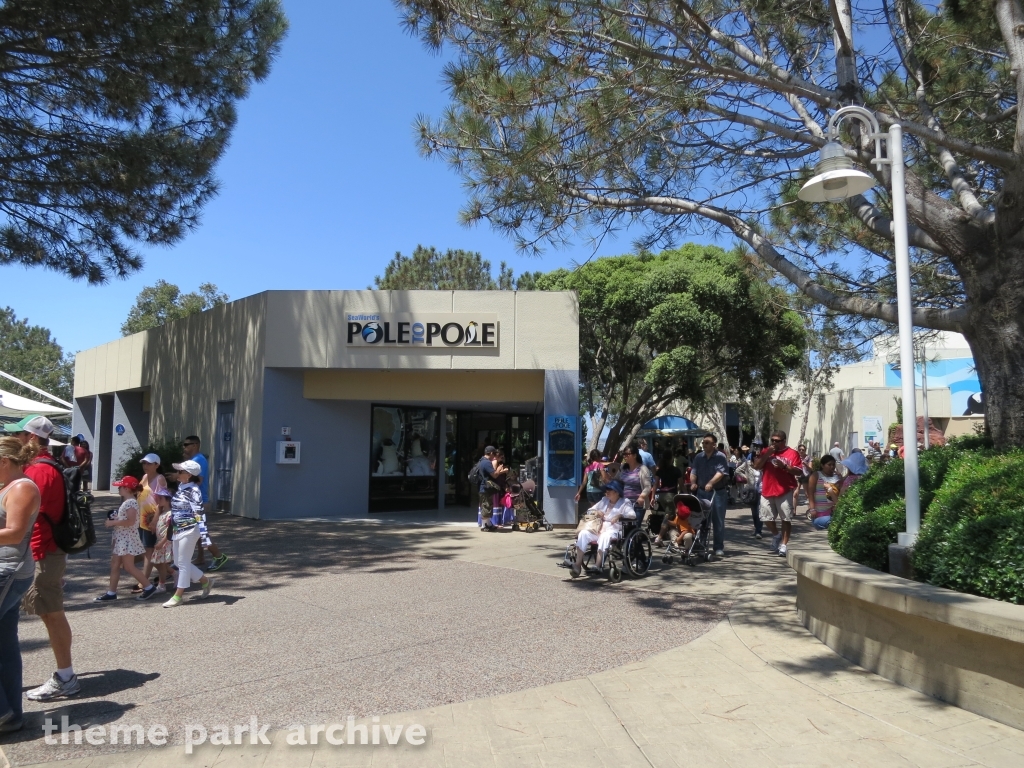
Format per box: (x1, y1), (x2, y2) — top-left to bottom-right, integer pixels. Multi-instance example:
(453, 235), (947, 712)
(828, 436), (1024, 604)
(914, 450), (1024, 603)
(828, 445), (958, 571)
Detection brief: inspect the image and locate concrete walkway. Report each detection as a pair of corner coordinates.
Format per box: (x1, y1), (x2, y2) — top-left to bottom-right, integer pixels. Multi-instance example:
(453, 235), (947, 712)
(3, 500), (1023, 767)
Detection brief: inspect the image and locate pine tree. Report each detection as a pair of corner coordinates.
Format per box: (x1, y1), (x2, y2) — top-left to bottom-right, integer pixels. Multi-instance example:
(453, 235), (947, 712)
(0, 1), (287, 283)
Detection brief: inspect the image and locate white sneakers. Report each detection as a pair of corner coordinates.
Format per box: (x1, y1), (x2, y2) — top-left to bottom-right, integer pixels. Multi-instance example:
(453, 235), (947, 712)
(778, 544), (788, 557)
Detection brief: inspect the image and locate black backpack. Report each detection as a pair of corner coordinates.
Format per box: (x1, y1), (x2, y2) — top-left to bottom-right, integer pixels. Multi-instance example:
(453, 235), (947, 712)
(468, 462), (482, 485)
(34, 459), (96, 554)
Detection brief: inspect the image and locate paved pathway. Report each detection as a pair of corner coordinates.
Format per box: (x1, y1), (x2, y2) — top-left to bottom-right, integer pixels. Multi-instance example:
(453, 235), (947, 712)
(3, 497), (1023, 767)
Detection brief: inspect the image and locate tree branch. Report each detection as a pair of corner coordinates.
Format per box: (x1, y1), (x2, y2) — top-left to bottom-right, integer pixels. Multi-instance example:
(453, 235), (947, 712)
(569, 188), (968, 332)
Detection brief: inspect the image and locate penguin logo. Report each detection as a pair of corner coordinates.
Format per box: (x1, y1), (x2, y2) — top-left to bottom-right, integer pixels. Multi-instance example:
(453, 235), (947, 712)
(464, 321), (478, 345)
(361, 322), (383, 343)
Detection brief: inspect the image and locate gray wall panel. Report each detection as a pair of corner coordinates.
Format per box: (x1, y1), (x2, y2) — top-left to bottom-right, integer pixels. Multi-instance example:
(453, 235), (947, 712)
(259, 368), (370, 519)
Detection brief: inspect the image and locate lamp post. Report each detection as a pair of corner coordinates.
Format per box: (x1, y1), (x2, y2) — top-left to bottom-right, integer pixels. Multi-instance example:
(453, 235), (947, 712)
(798, 105), (920, 546)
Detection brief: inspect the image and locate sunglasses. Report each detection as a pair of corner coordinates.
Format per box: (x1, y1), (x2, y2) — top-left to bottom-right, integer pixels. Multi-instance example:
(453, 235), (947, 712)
(771, 438), (784, 443)
(182, 442), (197, 448)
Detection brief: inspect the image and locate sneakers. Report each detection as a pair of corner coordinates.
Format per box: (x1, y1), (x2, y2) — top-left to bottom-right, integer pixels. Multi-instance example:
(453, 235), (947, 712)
(93, 592), (117, 602)
(200, 577), (215, 599)
(154, 584), (167, 594)
(714, 549), (725, 557)
(753, 532), (763, 539)
(570, 564), (582, 578)
(778, 544), (788, 557)
(26, 672), (80, 701)
(162, 595), (183, 608)
(770, 533), (781, 553)
(136, 585), (158, 601)
(207, 554), (229, 572)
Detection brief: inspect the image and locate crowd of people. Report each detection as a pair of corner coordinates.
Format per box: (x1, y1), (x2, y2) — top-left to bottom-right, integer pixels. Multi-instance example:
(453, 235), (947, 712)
(0, 414), (230, 734)
(565, 430), (873, 573)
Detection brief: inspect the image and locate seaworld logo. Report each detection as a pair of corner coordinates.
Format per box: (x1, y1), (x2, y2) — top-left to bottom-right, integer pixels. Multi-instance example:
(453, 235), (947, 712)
(346, 314), (497, 348)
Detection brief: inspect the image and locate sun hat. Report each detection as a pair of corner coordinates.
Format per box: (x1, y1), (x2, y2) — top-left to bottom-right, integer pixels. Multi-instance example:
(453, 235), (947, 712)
(842, 450), (869, 476)
(3, 415), (54, 438)
(141, 453), (161, 464)
(602, 479), (625, 495)
(172, 459), (202, 476)
(112, 476), (140, 489)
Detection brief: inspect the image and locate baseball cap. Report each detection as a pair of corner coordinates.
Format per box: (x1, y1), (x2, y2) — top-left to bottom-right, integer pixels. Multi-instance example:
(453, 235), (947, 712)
(141, 453), (161, 465)
(112, 476), (140, 489)
(4, 415), (54, 438)
(172, 459), (202, 476)
(483, 445), (497, 454)
(76, 433), (85, 440)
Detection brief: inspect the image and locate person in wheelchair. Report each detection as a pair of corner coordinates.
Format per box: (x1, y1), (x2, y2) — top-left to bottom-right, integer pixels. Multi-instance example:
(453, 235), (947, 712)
(570, 479), (633, 578)
(653, 495), (697, 551)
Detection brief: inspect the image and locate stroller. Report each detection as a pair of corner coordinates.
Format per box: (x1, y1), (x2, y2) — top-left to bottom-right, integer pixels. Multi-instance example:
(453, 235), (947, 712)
(660, 492), (715, 566)
(508, 478), (553, 532)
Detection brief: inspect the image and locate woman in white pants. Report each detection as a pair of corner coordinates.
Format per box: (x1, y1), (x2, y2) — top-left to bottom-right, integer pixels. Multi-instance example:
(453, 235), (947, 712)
(163, 460), (214, 608)
(571, 480), (632, 577)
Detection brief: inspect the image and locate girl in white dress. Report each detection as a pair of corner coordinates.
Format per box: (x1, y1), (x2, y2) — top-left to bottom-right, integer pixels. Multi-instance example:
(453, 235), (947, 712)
(94, 476), (157, 602)
(570, 479), (633, 577)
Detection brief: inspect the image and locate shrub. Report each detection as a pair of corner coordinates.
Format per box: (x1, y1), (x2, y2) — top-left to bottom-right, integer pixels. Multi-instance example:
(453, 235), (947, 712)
(828, 445), (958, 572)
(114, 437), (185, 480)
(914, 450), (1024, 603)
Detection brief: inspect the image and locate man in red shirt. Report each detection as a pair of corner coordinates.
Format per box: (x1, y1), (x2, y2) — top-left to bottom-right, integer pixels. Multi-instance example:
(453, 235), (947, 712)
(753, 430), (803, 558)
(4, 415), (80, 700)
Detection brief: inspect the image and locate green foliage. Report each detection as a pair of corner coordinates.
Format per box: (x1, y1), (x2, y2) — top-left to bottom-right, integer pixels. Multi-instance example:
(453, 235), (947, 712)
(830, 440), (1024, 603)
(0, 307), (73, 402)
(0, 1), (288, 283)
(914, 450), (1024, 603)
(372, 245), (537, 290)
(829, 445), (958, 571)
(114, 437), (186, 481)
(536, 244), (805, 451)
(121, 280), (229, 335)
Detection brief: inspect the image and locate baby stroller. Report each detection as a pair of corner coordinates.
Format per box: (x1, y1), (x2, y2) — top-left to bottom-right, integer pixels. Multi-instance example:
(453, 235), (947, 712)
(508, 478), (553, 532)
(660, 492), (715, 566)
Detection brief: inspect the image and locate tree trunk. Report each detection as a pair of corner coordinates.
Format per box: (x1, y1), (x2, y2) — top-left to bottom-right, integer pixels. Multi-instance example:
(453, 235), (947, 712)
(960, 236), (1024, 450)
(797, 378), (815, 450)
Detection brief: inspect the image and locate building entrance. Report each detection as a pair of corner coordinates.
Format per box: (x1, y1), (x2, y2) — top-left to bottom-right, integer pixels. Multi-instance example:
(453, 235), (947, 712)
(445, 411), (538, 507)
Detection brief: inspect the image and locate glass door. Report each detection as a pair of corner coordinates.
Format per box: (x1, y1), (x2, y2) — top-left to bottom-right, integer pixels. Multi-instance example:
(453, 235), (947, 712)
(369, 405), (440, 512)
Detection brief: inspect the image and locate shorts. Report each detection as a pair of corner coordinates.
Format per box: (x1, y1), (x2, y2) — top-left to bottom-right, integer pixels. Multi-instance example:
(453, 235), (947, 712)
(759, 494), (794, 523)
(22, 551), (67, 616)
(139, 528), (158, 548)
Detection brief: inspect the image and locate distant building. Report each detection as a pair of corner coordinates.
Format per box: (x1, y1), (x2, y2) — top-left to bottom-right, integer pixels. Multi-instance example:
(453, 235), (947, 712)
(774, 333), (983, 455)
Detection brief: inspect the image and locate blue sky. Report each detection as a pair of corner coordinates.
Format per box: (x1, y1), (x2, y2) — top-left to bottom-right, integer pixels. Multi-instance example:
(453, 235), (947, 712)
(1, 0), (654, 358)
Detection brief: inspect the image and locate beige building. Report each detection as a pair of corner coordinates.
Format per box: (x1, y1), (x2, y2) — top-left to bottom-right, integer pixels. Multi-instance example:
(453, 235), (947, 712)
(71, 290), (580, 522)
(775, 333), (984, 455)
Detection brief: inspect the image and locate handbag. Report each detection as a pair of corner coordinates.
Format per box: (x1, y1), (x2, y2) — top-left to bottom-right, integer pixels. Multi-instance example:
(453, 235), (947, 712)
(576, 512), (602, 535)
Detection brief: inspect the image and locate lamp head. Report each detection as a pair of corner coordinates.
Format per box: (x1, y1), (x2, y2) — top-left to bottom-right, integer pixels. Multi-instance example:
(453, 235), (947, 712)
(798, 140), (876, 203)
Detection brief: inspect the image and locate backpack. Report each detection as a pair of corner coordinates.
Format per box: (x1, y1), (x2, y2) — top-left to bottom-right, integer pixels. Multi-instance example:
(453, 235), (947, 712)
(468, 462), (483, 485)
(33, 458), (96, 554)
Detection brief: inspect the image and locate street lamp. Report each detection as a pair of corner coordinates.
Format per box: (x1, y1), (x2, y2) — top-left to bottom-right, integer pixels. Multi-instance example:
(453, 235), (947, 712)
(798, 105), (920, 546)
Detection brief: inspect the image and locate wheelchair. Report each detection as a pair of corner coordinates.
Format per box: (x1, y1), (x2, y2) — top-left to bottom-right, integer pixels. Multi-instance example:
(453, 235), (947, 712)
(563, 509), (653, 582)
